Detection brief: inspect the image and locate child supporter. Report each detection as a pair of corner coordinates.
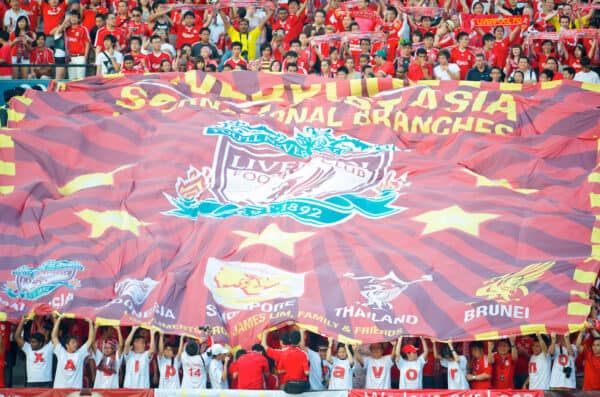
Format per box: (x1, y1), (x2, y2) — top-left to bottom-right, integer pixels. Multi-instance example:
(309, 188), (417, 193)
(123, 325), (155, 388)
(92, 325), (123, 389)
(158, 331), (184, 389)
(326, 337), (355, 390)
(52, 316), (95, 388)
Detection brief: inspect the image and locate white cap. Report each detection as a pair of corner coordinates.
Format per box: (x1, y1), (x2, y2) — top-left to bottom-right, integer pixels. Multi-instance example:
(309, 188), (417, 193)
(211, 343), (229, 356)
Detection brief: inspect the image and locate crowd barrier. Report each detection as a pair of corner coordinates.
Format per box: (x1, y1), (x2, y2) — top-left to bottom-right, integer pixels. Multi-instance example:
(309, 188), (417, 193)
(2, 389), (599, 397)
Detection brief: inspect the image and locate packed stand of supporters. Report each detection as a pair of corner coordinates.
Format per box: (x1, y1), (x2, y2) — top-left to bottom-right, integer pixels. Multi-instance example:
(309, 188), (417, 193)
(0, 288), (598, 391)
(0, 0), (597, 81)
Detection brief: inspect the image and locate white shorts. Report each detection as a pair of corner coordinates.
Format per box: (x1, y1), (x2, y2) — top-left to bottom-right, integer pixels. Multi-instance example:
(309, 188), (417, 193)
(11, 57), (30, 65)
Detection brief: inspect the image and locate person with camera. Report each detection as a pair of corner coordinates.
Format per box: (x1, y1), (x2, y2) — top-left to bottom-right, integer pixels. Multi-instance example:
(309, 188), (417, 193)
(549, 332), (576, 390)
(523, 333), (551, 390)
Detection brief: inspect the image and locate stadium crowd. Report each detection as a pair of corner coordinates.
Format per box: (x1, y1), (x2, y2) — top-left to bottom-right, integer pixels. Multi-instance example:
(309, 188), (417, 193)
(0, 0), (597, 81)
(0, 290), (598, 391)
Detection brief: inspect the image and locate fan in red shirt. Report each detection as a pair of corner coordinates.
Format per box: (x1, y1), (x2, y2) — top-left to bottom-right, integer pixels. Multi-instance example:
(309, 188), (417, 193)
(94, 13), (126, 52)
(20, 0), (40, 33)
(41, 0), (66, 36)
(278, 330), (309, 386)
(0, 322), (11, 387)
(233, 344), (270, 389)
(146, 33), (171, 72)
(490, 25), (521, 68)
(175, 11), (199, 50)
(373, 49), (394, 77)
(125, 7), (150, 40)
(451, 32), (475, 80)
(488, 337), (517, 389)
(407, 48), (433, 81)
(30, 33), (54, 78)
(127, 36), (146, 73)
(467, 341), (492, 389)
(82, 0), (108, 32)
(577, 331), (600, 391)
(61, 11), (90, 79)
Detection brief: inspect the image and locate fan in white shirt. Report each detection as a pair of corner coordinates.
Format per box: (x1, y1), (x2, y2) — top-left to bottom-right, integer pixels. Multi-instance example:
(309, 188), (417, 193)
(396, 336), (428, 390)
(354, 339), (399, 389)
(157, 331), (184, 389)
(325, 337), (355, 390)
(208, 343), (230, 389)
(92, 325), (124, 389)
(524, 332), (552, 390)
(15, 316), (55, 387)
(123, 325), (156, 389)
(51, 315), (95, 388)
(181, 339), (212, 389)
(434, 340), (470, 390)
(549, 333), (577, 390)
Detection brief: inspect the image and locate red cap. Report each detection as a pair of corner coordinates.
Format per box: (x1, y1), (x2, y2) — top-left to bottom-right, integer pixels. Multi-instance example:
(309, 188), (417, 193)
(402, 344), (418, 354)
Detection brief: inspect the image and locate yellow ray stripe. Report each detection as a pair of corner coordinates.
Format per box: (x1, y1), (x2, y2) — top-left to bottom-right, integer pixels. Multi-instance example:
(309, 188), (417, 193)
(567, 302), (590, 316)
(475, 331), (499, 340)
(0, 134), (13, 148)
(520, 324), (547, 335)
(0, 185), (14, 194)
(0, 160), (15, 176)
(573, 269), (598, 284)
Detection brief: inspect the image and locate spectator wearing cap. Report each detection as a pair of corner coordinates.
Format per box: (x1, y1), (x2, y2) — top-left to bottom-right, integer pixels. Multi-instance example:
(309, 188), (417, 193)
(407, 48), (432, 81)
(466, 53), (491, 81)
(209, 343), (230, 389)
(434, 49), (460, 80)
(373, 49), (394, 77)
(574, 57), (600, 84)
(396, 336), (428, 390)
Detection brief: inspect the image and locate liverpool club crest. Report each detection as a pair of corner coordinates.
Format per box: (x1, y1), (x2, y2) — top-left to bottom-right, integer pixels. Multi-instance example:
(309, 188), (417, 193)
(163, 121), (409, 226)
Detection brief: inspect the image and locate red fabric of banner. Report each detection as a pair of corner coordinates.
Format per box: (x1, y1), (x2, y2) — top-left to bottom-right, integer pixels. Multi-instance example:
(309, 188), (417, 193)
(1, 73), (600, 346)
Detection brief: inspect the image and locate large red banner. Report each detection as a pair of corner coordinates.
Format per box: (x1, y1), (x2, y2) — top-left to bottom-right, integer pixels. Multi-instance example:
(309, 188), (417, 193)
(350, 390), (544, 397)
(1, 72), (600, 346)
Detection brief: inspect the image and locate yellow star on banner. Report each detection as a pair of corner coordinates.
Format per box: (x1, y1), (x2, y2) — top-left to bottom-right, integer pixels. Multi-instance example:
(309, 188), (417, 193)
(233, 223), (315, 257)
(58, 165), (133, 196)
(75, 209), (149, 238)
(412, 205), (499, 237)
(464, 169), (537, 194)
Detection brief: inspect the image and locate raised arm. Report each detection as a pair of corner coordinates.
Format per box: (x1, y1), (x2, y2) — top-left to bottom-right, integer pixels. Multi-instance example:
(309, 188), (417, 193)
(488, 340), (495, 364)
(565, 332), (575, 357)
(326, 337), (333, 364)
(432, 339), (439, 360)
(537, 333), (548, 356)
(92, 323), (100, 353)
(575, 330), (584, 354)
(116, 326), (123, 355)
(420, 337), (429, 361)
(177, 335), (184, 360)
(148, 329), (156, 357)
(15, 317), (26, 348)
(348, 343), (355, 367)
(84, 319), (95, 349)
(258, 8), (274, 32)
(354, 343), (364, 366)
(448, 339), (459, 362)
(158, 331), (165, 358)
(51, 315), (62, 346)
(548, 332), (557, 355)
(124, 325), (138, 355)
(508, 24), (521, 43)
(510, 336), (517, 361)
(495, 0), (512, 16)
(393, 336), (402, 361)
(218, 8), (231, 30)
